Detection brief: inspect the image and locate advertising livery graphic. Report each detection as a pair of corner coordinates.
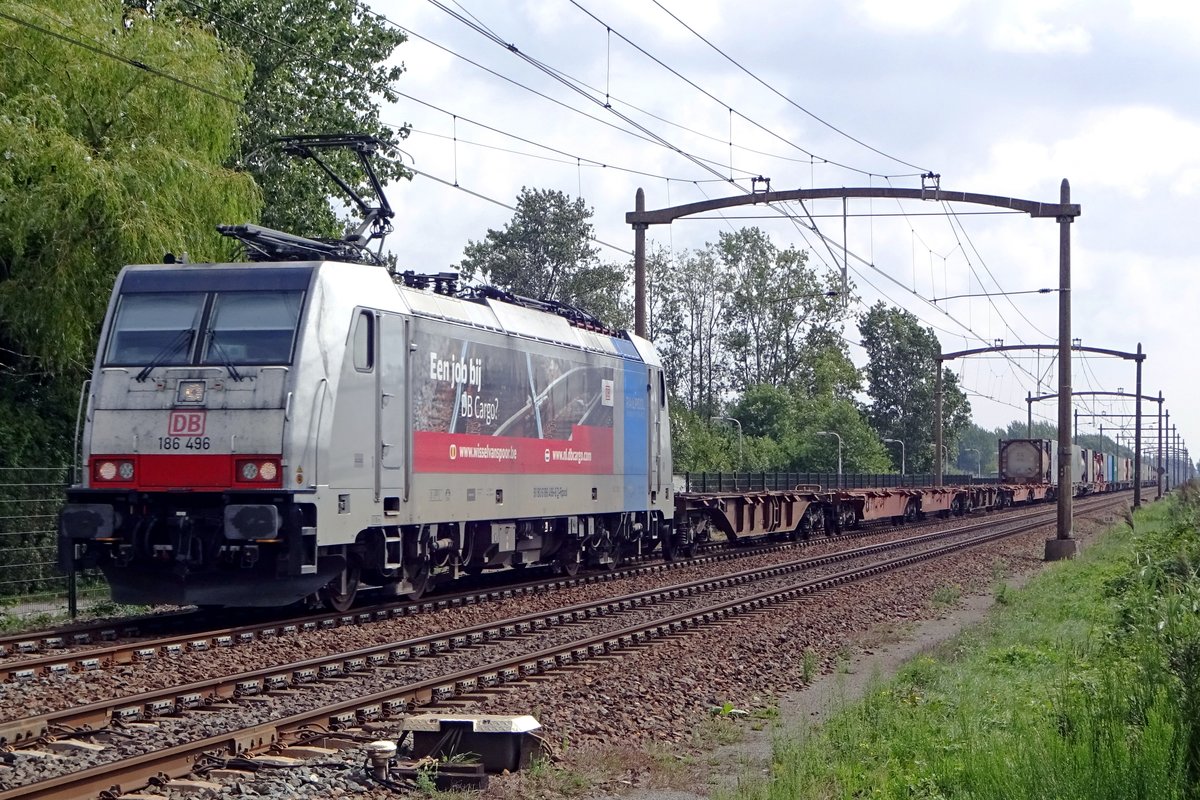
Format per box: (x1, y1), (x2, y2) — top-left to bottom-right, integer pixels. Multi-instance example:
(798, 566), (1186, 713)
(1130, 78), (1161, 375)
(412, 331), (616, 474)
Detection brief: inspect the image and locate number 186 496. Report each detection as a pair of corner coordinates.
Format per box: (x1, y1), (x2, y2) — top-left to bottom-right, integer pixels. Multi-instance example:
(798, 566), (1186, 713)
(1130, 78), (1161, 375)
(157, 437), (211, 450)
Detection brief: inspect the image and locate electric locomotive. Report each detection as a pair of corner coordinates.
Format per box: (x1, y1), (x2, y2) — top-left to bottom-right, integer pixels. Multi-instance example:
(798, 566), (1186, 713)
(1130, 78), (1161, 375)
(57, 136), (674, 609)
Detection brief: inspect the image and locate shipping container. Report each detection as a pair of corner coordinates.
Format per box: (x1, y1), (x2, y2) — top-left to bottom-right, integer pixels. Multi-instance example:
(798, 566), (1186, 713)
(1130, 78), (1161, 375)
(998, 439), (1056, 484)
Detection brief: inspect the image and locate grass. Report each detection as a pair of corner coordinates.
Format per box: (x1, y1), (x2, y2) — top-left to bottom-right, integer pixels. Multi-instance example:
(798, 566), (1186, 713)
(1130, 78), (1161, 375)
(930, 583), (962, 606)
(0, 596), (148, 634)
(718, 488), (1200, 800)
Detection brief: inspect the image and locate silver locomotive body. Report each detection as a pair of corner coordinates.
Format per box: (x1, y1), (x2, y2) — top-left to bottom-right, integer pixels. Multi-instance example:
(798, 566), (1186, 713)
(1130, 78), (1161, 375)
(60, 260), (674, 607)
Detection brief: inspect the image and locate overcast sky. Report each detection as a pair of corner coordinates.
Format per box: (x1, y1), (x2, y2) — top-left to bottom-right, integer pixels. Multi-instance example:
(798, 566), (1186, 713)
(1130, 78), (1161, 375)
(367, 0), (1197, 462)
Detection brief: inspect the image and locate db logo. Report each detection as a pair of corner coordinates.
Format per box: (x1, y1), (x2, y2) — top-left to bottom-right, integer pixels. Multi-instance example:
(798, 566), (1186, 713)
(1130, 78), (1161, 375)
(168, 410), (206, 436)
(449, 444), (457, 460)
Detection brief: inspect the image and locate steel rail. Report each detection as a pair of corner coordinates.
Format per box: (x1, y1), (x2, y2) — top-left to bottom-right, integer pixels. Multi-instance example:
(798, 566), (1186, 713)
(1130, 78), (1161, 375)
(0, 485), (1113, 660)
(1, 494), (1127, 800)
(0, 507), (1051, 742)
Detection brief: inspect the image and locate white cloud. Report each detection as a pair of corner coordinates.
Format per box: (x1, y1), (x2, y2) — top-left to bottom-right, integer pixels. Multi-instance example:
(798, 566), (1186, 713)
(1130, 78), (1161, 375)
(855, 0), (969, 33)
(987, 17), (1090, 54)
(967, 106), (1200, 201)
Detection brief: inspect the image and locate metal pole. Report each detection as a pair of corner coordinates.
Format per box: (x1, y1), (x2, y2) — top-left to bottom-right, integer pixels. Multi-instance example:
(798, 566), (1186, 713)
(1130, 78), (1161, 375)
(934, 355), (943, 487)
(67, 545), (78, 619)
(1166, 411), (1171, 492)
(1074, 408), (1078, 442)
(1049, 178), (1075, 559)
(1158, 395), (1164, 499)
(1027, 391), (1033, 437)
(1173, 425), (1179, 489)
(838, 438), (843, 490)
(633, 188), (647, 338)
(1134, 343), (1143, 507)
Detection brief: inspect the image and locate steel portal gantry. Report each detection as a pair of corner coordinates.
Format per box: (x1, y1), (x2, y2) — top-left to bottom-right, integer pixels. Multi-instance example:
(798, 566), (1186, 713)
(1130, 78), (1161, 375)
(629, 180), (1081, 555)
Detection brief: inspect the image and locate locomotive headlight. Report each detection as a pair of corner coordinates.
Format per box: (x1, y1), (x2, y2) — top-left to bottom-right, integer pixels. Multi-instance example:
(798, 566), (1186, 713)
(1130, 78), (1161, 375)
(177, 380), (206, 403)
(259, 461), (278, 482)
(240, 461), (260, 480)
(97, 461), (117, 481)
(118, 461), (135, 480)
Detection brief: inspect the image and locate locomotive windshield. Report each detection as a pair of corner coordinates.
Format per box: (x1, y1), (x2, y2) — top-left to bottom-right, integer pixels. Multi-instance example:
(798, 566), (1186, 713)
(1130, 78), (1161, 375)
(105, 292), (206, 366)
(201, 291), (304, 365)
(104, 284), (305, 368)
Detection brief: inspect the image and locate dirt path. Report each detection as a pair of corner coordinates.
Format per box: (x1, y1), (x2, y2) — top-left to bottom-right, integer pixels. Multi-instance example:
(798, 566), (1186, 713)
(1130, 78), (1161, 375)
(585, 511), (1122, 800)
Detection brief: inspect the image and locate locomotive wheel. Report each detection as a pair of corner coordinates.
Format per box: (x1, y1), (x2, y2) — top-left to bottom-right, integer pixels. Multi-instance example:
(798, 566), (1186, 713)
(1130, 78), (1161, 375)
(319, 563), (361, 612)
(404, 562), (431, 601)
(556, 554), (582, 576)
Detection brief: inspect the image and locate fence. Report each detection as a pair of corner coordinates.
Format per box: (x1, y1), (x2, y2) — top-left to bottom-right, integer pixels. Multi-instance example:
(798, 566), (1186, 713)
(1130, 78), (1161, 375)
(0, 466), (107, 619)
(677, 472), (997, 493)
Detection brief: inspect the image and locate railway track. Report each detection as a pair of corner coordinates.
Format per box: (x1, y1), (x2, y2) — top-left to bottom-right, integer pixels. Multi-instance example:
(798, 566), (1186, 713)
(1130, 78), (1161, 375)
(0, 491), (1118, 663)
(0, 494), (1127, 799)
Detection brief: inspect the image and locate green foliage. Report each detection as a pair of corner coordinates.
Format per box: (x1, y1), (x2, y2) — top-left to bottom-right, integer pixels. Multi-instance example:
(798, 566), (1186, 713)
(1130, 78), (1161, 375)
(931, 584), (961, 606)
(650, 230), (858, 416)
(0, 1), (260, 376)
(653, 246), (725, 415)
(957, 422), (1001, 475)
(1001, 418), (1057, 440)
(716, 228), (846, 395)
(858, 302), (971, 473)
(458, 188), (627, 326)
(153, 0), (411, 238)
(721, 495), (1200, 800)
(0, 0), (260, 483)
(670, 384), (890, 474)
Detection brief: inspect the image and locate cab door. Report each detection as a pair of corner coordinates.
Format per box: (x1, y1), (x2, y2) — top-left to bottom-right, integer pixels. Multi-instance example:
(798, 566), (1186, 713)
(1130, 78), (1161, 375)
(379, 314), (408, 500)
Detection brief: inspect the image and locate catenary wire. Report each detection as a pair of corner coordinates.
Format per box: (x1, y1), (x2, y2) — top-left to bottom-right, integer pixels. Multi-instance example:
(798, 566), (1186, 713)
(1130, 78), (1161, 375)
(0, 6), (240, 106)
(565, 0), (926, 179)
(24, 0), (1055, 421)
(647, 0), (929, 173)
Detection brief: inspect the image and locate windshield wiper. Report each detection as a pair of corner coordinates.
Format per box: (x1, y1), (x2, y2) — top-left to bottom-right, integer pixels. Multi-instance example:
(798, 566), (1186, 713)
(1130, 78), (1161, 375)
(135, 329), (194, 382)
(205, 330), (244, 382)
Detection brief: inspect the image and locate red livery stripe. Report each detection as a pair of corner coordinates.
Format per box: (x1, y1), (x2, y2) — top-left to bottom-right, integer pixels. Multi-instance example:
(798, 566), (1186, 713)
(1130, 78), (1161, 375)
(413, 426), (615, 474)
(89, 454), (282, 490)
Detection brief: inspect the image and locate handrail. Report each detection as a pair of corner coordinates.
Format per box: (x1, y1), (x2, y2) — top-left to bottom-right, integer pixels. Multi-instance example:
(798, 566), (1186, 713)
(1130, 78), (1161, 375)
(298, 379), (329, 488)
(71, 380), (91, 486)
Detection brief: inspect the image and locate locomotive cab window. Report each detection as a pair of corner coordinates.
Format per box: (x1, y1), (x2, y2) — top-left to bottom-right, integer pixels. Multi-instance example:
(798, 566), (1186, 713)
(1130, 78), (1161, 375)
(353, 310), (374, 371)
(105, 292), (206, 365)
(201, 291), (304, 366)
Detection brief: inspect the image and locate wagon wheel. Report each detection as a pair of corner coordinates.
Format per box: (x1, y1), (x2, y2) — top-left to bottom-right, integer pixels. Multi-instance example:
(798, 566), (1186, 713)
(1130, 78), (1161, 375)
(903, 499), (919, 523)
(319, 561), (361, 613)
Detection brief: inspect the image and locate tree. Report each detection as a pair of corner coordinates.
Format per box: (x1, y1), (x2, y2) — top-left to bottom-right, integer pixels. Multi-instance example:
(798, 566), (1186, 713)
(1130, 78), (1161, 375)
(956, 423), (1002, 476)
(0, 1), (260, 376)
(458, 187), (627, 325)
(653, 246), (726, 416)
(717, 228), (845, 395)
(858, 302), (971, 473)
(0, 1), (260, 462)
(1001, 419), (1056, 440)
(146, 0), (411, 238)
